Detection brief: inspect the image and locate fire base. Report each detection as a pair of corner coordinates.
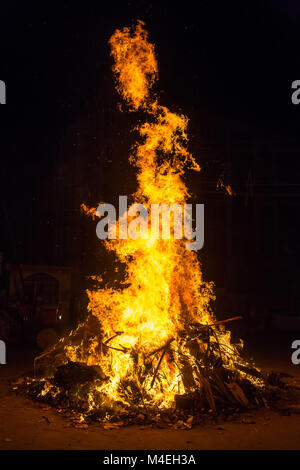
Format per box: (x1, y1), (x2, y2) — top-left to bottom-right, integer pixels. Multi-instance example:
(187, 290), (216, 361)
(12, 315), (292, 426)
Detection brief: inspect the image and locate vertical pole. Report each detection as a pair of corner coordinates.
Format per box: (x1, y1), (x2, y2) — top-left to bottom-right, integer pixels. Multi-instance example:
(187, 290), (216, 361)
(226, 128), (233, 289)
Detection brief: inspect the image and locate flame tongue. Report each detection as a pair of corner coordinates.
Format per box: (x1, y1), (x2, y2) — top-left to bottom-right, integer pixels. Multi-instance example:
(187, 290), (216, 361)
(109, 20), (158, 111)
(84, 21), (216, 405)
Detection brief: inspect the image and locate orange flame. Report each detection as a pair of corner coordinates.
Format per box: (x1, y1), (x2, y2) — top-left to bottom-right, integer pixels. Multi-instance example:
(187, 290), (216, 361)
(109, 20), (158, 110)
(67, 22), (262, 409)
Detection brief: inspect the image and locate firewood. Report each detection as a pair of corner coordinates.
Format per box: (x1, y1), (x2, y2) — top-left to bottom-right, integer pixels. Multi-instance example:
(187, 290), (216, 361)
(102, 343), (128, 353)
(150, 349), (167, 389)
(202, 376), (216, 412)
(104, 331), (124, 345)
(212, 373), (236, 404)
(190, 316), (243, 333)
(226, 382), (249, 408)
(146, 338), (175, 358)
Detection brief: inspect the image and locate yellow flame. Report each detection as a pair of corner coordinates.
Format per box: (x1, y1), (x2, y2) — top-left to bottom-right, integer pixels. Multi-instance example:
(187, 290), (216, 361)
(109, 20), (158, 110)
(66, 22), (262, 409)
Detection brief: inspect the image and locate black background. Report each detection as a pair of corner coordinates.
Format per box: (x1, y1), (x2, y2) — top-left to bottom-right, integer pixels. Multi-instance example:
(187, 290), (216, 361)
(1, 0), (300, 318)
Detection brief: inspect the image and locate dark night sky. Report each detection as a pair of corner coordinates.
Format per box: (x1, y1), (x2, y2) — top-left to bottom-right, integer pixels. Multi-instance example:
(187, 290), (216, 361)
(1, 0), (300, 288)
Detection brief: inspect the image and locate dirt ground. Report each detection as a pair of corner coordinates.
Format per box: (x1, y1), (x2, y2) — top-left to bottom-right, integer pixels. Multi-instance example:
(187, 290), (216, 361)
(1, 333), (300, 450)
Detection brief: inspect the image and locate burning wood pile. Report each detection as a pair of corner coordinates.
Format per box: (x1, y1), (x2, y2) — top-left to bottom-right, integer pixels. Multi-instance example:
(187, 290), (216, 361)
(14, 311), (288, 426)
(14, 21), (290, 426)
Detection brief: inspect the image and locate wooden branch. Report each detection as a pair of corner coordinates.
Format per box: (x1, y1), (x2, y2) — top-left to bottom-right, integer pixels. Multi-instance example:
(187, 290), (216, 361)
(150, 349), (167, 389)
(192, 316), (242, 332)
(102, 331), (127, 354)
(149, 338), (177, 389)
(146, 338), (175, 359)
(104, 331), (124, 345)
(102, 343), (128, 353)
(196, 368), (216, 411)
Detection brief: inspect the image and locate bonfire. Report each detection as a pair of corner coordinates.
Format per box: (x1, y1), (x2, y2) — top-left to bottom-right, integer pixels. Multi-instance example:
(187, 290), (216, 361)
(14, 21), (287, 427)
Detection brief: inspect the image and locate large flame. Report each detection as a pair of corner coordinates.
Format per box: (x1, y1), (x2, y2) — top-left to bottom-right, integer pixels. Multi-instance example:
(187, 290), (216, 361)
(67, 21), (262, 410)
